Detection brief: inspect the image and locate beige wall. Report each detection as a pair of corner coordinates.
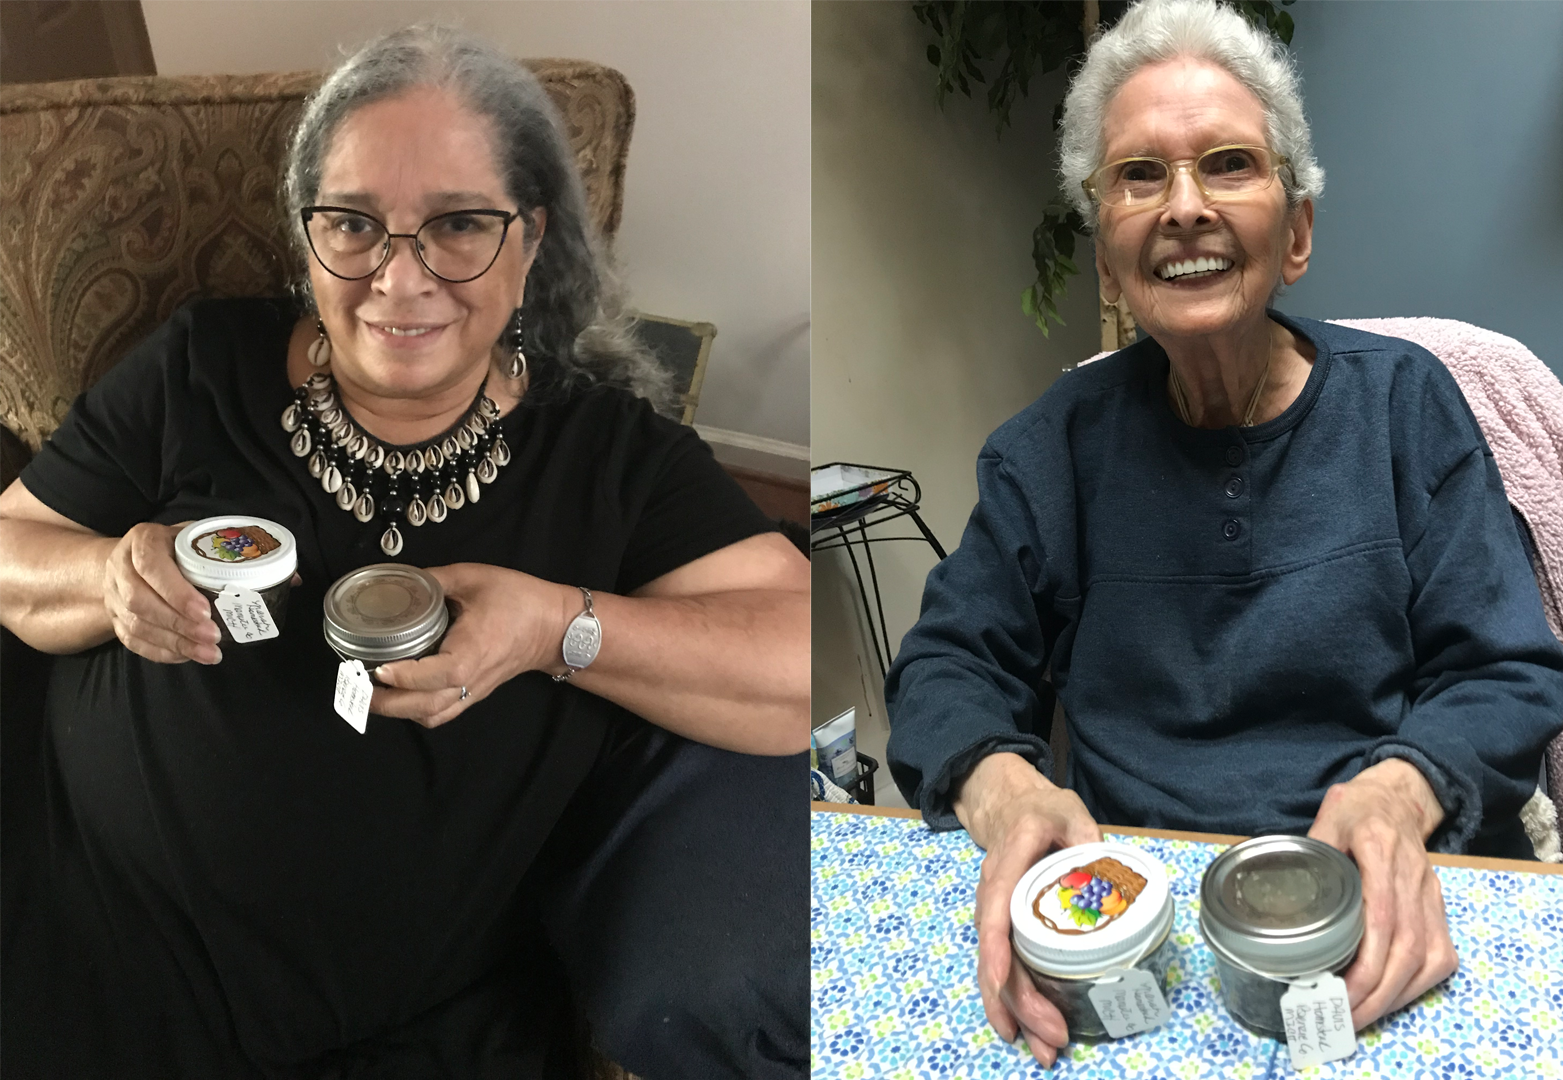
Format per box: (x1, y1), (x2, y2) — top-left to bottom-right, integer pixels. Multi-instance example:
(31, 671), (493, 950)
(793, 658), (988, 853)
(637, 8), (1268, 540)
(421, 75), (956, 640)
(811, 1), (1099, 804)
(141, 0), (810, 451)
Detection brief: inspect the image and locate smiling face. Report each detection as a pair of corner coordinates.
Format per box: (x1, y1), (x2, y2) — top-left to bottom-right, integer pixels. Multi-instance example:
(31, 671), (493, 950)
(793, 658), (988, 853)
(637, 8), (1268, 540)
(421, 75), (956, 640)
(308, 84), (542, 401)
(1093, 58), (1312, 346)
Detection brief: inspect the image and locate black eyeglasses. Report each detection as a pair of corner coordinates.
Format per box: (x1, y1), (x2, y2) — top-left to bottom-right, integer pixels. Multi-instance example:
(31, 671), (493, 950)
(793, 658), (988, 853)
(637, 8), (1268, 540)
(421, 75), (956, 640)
(300, 206), (521, 283)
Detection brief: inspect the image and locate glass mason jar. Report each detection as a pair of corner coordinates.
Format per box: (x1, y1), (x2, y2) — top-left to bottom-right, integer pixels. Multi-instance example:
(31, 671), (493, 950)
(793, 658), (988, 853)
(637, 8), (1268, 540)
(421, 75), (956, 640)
(1199, 835), (1364, 1039)
(322, 563), (449, 672)
(1009, 841), (1177, 1039)
(174, 516), (297, 645)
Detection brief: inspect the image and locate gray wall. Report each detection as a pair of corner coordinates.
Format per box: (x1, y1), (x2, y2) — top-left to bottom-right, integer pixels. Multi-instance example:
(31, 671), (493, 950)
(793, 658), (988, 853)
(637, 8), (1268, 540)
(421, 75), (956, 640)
(1283, 1), (1563, 380)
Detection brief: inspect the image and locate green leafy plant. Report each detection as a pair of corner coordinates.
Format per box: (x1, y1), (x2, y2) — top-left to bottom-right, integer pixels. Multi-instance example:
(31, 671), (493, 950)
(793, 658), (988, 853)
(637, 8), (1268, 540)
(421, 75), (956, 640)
(1021, 199), (1087, 336)
(913, 0), (1296, 335)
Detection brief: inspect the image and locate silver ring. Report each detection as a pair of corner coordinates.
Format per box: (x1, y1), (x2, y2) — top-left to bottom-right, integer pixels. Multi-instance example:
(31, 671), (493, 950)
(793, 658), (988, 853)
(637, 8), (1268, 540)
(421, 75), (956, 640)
(459, 685), (469, 701)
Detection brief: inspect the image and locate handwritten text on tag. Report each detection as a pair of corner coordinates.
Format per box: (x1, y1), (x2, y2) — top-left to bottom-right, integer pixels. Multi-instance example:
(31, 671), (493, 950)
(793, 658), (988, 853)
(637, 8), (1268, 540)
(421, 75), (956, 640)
(1279, 973), (1356, 1070)
(333, 660), (373, 734)
(1086, 967), (1170, 1039)
(213, 585), (279, 642)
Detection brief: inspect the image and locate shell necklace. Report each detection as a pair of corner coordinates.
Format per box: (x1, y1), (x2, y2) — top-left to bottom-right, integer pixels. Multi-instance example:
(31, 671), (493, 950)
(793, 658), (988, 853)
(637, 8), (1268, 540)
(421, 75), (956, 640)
(280, 371), (511, 556)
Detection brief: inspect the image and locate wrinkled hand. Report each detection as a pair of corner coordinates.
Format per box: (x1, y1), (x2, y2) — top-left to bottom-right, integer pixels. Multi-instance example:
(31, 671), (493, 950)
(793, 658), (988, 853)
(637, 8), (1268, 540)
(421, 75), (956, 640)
(954, 752), (1103, 1067)
(370, 563), (573, 727)
(1308, 758), (1457, 1030)
(103, 521), (223, 664)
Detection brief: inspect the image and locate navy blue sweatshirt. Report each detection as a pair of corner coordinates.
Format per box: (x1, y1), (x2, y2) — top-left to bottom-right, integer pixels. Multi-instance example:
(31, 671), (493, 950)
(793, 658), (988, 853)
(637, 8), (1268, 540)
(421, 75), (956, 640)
(884, 314), (1563, 854)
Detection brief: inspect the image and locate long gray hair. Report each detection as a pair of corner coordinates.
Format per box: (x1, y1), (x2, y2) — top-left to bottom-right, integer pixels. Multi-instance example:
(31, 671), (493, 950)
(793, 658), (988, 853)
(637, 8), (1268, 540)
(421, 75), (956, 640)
(281, 24), (672, 409)
(1058, 0), (1325, 232)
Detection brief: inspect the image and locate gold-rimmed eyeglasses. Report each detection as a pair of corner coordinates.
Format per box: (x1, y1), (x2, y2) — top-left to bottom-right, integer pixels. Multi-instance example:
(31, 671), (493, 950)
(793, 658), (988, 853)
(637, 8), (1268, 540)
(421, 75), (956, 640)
(1082, 145), (1293, 210)
(300, 206), (521, 283)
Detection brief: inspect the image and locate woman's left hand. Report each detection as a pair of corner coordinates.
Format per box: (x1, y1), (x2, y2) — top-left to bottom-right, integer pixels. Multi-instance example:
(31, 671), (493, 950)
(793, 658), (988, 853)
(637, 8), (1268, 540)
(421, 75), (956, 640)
(1307, 758), (1459, 1031)
(369, 563), (571, 727)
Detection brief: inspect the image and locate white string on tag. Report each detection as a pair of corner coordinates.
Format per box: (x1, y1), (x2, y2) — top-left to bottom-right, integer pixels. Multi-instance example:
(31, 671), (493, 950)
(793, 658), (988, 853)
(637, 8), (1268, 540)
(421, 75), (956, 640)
(212, 585), (279, 643)
(333, 659), (373, 734)
(1279, 972), (1356, 1070)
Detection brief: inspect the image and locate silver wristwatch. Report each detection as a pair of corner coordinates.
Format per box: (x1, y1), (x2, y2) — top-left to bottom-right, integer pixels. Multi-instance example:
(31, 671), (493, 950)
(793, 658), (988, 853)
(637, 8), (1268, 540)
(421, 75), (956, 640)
(554, 586), (601, 682)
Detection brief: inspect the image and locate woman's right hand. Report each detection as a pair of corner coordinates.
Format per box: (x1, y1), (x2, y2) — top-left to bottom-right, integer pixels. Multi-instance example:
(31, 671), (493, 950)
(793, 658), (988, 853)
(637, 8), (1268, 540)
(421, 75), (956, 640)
(953, 751), (1103, 1067)
(103, 522), (223, 664)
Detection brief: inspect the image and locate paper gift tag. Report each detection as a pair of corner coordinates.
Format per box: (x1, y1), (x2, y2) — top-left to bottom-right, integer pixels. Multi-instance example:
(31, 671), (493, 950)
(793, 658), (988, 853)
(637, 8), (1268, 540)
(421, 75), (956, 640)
(1279, 973), (1356, 1070)
(333, 660), (373, 734)
(213, 585), (279, 643)
(1086, 967), (1170, 1039)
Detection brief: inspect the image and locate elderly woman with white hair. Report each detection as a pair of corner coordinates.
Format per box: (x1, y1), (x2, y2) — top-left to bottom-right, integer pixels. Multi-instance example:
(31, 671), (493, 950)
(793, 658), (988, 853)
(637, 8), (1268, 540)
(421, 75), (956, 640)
(885, 0), (1563, 1066)
(0, 25), (806, 1079)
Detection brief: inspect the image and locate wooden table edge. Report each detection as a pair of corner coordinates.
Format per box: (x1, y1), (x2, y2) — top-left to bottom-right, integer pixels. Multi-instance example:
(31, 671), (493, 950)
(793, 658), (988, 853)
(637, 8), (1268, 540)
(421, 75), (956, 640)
(810, 801), (1563, 874)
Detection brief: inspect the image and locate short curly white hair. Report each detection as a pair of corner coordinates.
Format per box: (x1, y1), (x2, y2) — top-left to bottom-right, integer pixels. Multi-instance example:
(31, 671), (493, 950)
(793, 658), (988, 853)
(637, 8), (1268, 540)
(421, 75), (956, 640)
(1058, 0), (1324, 231)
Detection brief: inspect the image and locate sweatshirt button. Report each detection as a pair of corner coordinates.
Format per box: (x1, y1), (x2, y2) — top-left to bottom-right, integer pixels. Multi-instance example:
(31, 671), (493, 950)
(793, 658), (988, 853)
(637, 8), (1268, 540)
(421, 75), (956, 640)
(1225, 476), (1244, 498)
(1222, 518), (1241, 540)
(1225, 445), (1244, 466)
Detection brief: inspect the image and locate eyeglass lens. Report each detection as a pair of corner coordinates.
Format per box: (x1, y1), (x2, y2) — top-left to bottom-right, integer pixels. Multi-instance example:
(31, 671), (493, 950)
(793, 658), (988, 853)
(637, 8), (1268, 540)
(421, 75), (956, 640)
(307, 211), (507, 281)
(1099, 147), (1275, 207)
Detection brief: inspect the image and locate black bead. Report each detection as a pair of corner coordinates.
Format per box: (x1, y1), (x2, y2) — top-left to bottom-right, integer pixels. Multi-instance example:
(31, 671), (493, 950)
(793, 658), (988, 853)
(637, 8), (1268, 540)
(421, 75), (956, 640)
(382, 497), (406, 518)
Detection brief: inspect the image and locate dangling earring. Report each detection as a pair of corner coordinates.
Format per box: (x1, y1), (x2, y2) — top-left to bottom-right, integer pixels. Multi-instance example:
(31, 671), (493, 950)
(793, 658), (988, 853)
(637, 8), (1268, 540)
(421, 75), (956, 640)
(507, 308), (527, 380)
(308, 318), (332, 367)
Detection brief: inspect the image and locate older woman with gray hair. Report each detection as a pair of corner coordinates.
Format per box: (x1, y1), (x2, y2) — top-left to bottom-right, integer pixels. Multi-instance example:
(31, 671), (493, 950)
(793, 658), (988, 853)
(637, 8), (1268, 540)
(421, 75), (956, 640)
(885, 0), (1563, 1065)
(0, 25), (806, 1079)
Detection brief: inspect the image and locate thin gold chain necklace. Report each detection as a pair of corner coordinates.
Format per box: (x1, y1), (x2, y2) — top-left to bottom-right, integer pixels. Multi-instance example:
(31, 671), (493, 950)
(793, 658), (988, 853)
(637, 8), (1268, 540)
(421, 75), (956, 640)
(1167, 357), (1270, 428)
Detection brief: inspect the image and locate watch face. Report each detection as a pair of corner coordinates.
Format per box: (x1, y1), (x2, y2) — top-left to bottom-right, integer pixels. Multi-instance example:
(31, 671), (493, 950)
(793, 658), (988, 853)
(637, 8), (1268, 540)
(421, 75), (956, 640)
(562, 613), (601, 669)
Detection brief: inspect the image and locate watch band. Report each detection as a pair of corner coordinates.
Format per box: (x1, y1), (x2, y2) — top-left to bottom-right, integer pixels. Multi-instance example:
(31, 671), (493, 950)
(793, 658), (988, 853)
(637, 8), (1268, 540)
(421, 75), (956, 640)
(553, 586), (601, 682)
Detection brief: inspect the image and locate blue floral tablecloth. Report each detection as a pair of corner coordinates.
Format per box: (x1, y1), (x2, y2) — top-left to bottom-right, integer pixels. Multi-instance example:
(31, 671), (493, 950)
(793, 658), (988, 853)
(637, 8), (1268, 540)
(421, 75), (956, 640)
(811, 811), (1563, 1079)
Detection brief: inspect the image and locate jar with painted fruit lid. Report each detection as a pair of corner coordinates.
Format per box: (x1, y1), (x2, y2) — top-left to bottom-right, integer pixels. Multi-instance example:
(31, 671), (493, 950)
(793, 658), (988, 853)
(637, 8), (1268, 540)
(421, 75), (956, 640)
(322, 563), (449, 671)
(1009, 841), (1177, 1039)
(1199, 834), (1363, 1039)
(174, 516), (297, 645)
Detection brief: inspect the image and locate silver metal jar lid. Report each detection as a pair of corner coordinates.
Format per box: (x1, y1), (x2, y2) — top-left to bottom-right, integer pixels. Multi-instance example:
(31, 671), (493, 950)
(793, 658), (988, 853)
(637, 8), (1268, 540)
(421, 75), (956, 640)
(1199, 835), (1363, 978)
(322, 563), (448, 665)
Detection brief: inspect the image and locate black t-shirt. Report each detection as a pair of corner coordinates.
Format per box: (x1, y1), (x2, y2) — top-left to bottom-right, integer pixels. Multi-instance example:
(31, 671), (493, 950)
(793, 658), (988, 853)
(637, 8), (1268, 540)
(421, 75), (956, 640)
(18, 298), (774, 1065)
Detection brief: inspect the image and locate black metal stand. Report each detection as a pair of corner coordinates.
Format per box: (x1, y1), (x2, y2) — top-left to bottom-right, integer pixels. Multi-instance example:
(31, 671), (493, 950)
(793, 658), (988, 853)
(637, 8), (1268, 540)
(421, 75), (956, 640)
(811, 464), (947, 678)
(844, 752), (880, 805)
